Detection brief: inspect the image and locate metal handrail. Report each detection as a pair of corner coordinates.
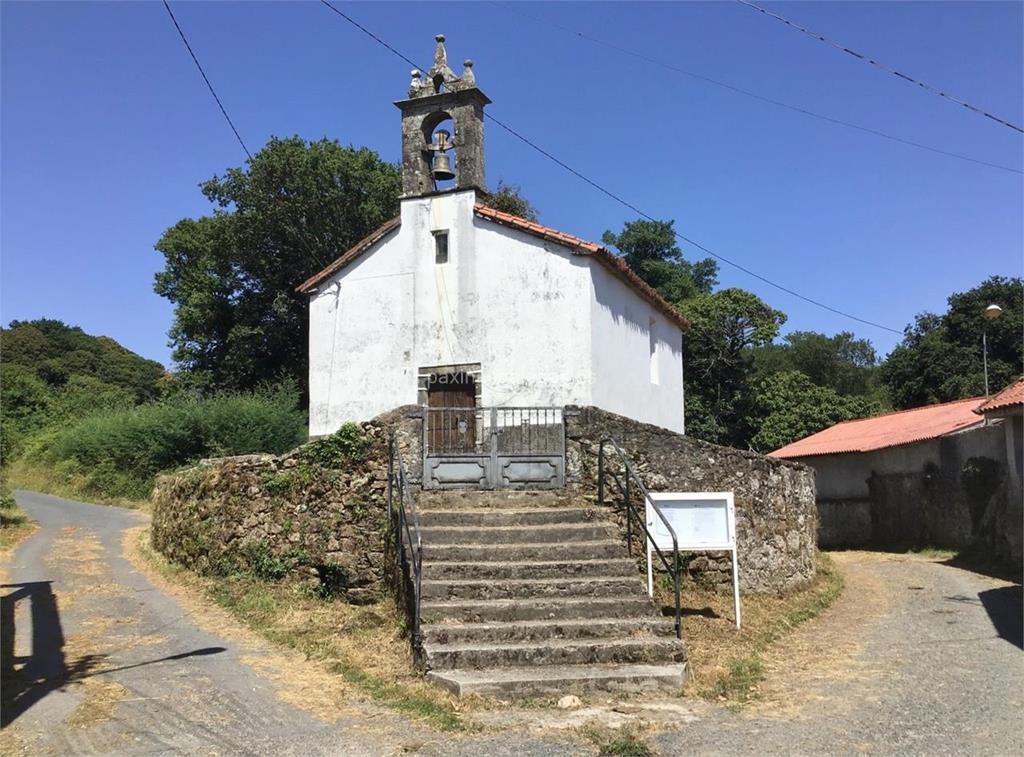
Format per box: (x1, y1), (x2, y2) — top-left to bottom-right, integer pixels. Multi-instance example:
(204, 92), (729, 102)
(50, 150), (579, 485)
(597, 437), (683, 639)
(387, 434), (423, 654)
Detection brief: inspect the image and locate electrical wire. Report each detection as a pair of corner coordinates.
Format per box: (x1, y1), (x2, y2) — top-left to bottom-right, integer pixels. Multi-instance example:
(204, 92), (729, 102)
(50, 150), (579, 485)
(536, 18), (1021, 176)
(317, 1), (903, 335)
(736, 0), (1023, 134)
(162, 0), (252, 159)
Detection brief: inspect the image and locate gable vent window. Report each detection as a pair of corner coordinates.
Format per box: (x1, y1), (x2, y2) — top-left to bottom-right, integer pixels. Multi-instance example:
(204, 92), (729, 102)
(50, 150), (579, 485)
(434, 231), (449, 264)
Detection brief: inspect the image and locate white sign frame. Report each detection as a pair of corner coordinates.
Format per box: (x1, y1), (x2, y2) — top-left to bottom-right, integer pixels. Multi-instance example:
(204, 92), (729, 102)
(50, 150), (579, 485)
(645, 492), (741, 629)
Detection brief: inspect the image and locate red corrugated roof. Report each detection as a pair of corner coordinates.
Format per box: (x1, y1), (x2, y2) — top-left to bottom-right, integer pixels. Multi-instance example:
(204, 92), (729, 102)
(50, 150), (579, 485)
(976, 378), (1024, 414)
(771, 396), (987, 459)
(295, 203), (689, 329)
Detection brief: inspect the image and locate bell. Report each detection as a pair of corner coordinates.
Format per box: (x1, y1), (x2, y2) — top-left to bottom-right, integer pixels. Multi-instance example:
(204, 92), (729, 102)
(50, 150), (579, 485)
(431, 152), (455, 181)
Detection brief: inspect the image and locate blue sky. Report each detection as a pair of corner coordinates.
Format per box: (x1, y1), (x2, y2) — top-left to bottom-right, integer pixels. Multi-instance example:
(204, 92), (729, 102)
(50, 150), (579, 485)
(2, 1), (1021, 367)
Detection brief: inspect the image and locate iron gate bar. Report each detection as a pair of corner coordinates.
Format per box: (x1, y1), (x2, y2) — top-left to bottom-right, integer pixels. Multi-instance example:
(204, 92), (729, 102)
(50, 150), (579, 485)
(423, 406), (565, 489)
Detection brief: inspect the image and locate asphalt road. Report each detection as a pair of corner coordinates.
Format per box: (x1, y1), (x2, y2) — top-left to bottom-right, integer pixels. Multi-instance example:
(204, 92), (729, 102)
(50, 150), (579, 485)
(2, 490), (1021, 756)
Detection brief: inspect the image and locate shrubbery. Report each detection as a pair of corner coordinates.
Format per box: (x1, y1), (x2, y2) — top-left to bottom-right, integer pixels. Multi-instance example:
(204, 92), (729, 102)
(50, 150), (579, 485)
(21, 384), (306, 500)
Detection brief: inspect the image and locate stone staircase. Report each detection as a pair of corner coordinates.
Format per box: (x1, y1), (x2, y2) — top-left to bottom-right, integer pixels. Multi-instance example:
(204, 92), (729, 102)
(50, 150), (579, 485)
(416, 490), (688, 698)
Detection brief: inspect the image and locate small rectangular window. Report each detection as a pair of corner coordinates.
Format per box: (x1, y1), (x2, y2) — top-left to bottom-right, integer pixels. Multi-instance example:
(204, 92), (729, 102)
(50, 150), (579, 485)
(434, 231), (449, 264)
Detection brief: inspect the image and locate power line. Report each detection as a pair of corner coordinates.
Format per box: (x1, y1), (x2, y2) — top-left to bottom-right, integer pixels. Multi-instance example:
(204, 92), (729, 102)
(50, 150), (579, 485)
(535, 19), (1021, 176)
(317, 1), (902, 335)
(162, 0), (252, 160)
(736, 0), (1024, 135)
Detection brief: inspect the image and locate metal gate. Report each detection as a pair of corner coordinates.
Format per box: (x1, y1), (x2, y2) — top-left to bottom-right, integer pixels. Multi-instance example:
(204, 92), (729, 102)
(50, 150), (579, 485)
(423, 406), (565, 489)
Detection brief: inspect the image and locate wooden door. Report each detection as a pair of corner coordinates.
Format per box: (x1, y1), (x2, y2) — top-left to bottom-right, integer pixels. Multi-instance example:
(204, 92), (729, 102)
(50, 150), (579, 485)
(427, 373), (476, 453)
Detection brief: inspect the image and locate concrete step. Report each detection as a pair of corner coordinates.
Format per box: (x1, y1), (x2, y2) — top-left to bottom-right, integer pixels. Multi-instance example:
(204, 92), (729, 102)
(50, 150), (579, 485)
(422, 558), (637, 581)
(423, 540), (627, 562)
(421, 576), (643, 601)
(418, 490), (577, 510)
(421, 617), (678, 645)
(420, 523), (615, 545)
(426, 662), (688, 698)
(419, 507), (600, 528)
(424, 636), (686, 671)
(420, 595), (656, 624)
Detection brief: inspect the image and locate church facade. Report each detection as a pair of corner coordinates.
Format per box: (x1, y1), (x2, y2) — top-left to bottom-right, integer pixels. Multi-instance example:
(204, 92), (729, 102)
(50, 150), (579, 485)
(298, 35), (687, 439)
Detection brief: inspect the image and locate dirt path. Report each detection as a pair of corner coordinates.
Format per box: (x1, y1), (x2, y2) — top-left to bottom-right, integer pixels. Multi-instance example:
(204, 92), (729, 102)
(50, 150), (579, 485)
(3, 492), (1021, 756)
(653, 551), (1023, 755)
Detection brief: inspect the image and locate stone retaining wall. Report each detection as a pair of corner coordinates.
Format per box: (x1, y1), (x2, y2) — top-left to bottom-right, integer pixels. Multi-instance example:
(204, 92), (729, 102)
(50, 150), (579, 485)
(564, 406), (817, 593)
(151, 406), (421, 603)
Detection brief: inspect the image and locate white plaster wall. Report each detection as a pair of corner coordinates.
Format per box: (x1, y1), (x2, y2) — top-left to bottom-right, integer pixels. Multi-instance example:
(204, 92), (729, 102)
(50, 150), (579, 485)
(588, 262), (685, 432)
(471, 221), (592, 407)
(308, 188), (684, 436)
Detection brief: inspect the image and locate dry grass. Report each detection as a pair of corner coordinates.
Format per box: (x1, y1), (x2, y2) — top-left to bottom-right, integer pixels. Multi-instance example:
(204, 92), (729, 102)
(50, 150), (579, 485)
(656, 554), (844, 708)
(5, 459), (150, 511)
(0, 491), (35, 553)
(129, 527), (468, 731)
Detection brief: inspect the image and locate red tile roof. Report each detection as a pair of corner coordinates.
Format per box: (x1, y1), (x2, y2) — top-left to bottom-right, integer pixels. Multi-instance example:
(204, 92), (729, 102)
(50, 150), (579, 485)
(473, 204), (688, 329)
(771, 396), (987, 459)
(976, 377), (1024, 414)
(295, 203), (688, 329)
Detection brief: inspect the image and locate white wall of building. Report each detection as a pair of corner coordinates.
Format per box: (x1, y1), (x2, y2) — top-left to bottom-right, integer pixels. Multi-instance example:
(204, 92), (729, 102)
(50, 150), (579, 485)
(308, 188), (685, 437)
(588, 262), (685, 433)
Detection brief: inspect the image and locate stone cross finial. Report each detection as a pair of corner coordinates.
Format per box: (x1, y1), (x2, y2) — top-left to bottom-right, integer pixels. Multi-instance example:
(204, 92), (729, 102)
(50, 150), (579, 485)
(433, 34), (448, 68)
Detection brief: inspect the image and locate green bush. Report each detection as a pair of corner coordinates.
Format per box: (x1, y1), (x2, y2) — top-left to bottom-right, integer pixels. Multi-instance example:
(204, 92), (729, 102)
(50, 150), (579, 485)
(301, 422), (368, 469)
(28, 383), (306, 499)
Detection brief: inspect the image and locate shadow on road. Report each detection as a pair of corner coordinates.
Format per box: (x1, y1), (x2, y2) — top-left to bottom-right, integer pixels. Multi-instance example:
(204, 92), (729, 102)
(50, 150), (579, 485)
(978, 585), (1023, 650)
(1, 580), (227, 727)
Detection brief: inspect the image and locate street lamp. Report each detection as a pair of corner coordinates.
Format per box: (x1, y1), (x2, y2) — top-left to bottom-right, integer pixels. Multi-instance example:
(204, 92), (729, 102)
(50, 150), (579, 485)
(983, 303), (1003, 396)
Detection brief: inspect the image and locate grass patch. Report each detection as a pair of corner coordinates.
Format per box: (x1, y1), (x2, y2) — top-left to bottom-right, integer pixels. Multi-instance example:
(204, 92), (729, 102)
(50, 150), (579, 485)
(908, 546), (957, 560)
(133, 530), (467, 731)
(5, 458), (150, 510)
(583, 723), (655, 756)
(659, 554), (844, 709)
(0, 481), (35, 552)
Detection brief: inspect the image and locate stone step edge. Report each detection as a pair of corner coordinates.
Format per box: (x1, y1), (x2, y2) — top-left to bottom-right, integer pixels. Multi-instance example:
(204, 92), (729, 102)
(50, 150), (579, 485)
(419, 507), (596, 515)
(423, 558), (636, 569)
(426, 662), (687, 696)
(425, 539), (624, 552)
(421, 617), (675, 634)
(421, 595), (652, 610)
(420, 523), (613, 533)
(421, 576), (641, 588)
(423, 636), (682, 654)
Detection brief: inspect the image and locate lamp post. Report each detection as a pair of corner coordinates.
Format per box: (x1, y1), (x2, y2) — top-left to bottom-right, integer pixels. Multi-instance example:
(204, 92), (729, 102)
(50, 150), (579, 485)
(983, 303), (1003, 396)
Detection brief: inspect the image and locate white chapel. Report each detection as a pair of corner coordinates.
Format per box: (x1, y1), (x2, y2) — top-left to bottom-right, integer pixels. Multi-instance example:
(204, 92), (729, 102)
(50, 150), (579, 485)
(299, 35), (687, 439)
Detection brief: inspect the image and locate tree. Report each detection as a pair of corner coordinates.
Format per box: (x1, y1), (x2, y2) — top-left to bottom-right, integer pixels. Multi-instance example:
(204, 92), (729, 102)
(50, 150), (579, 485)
(881, 276), (1023, 408)
(154, 136), (401, 393)
(752, 330), (881, 399)
(602, 219), (718, 303)
(750, 370), (875, 452)
(676, 288), (787, 446)
(485, 180), (539, 221)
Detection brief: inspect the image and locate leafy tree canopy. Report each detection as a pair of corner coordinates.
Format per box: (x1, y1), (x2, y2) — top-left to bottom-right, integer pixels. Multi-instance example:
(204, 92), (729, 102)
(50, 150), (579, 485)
(602, 219), (718, 303)
(750, 370), (876, 452)
(154, 136), (401, 393)
(880, 276), (1023, 408)
(1, 319), (164, 401)
(485, 180), (539, 221)
(676, 288), (787, 446)
(752, 330), (880, 399)
(0, 320), (165, 459)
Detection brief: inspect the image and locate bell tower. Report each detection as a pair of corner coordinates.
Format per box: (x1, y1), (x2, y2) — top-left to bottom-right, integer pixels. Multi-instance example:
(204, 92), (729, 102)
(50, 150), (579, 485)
(395, 35), (490, 197)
